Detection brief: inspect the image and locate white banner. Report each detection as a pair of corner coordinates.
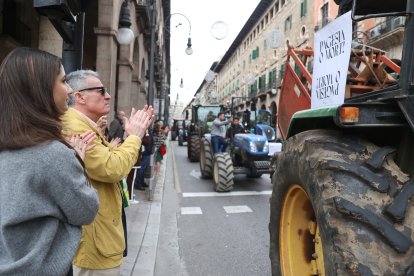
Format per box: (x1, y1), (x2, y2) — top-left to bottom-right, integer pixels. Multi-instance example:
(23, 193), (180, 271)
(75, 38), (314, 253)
(311, 11), (352, 109)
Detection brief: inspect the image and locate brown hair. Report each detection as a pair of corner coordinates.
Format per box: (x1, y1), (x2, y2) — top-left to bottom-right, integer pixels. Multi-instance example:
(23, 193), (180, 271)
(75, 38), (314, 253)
(0, 48), (65, 149)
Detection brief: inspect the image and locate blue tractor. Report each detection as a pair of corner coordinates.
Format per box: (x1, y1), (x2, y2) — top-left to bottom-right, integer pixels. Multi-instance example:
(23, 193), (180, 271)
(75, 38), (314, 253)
(199, 98), (276, 192)
(237, 109), (276, 142)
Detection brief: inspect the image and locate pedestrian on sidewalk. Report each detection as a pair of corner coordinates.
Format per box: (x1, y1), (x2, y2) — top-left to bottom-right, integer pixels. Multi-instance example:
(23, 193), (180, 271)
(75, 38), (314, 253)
(133, 131), (152, 190)
(62, 70), (154, 275)
(0, 48), (99, 276)
(153, 122), (167, 173)
(109, 110), (126, 142)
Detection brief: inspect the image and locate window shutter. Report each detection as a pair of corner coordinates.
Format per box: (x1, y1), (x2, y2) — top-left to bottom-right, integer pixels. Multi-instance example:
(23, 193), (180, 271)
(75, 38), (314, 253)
(269, 71), (273, 88)
(301, 0), (307, 17)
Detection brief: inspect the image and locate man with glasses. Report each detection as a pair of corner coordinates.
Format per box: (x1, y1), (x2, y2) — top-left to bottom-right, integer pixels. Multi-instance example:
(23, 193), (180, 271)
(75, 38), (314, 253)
(61, 70), (154, 275)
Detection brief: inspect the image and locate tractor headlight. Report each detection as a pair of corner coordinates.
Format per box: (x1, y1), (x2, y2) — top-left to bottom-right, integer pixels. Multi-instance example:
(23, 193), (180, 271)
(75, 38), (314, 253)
(249, 141), (257, 152)
(264, 140), (269, 152)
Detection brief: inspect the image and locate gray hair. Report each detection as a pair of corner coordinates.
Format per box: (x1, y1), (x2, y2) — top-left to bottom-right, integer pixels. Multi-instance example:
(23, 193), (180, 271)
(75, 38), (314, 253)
(66, 70), (100, 106)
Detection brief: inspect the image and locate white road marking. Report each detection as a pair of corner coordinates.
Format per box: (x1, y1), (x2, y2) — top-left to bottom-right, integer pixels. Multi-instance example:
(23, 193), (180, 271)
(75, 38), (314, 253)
(223, 205), (253, 213)
(189, 169), (201, 179)
(181, 207), (203, 215)
(171, 144), (181, 193)
(182, 191), (272, 197)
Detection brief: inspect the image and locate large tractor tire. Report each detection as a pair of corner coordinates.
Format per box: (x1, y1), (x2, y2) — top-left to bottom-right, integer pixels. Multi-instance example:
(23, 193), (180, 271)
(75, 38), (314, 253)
(178, 135), (184, 146)
(213, 153), (234, 192)
(188, 135), (200, 162)
(200, 138), (213, 179)
(171, 131), (177, 141)
(269, 129), (414, 276)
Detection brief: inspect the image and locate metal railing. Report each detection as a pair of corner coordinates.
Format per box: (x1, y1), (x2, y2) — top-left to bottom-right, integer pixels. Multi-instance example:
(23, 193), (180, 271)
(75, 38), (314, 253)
(367, 16), (405, 42)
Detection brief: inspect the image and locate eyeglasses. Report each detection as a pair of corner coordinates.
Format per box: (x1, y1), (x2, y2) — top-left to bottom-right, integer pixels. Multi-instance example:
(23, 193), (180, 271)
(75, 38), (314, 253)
(78, 86), (108, 96)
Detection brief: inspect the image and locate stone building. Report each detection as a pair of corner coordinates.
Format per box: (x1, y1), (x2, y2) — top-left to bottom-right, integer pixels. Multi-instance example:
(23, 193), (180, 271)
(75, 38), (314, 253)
(187, 0), (404, 140)
(209, 0), (316, 129)
(0, 0), (170, 121)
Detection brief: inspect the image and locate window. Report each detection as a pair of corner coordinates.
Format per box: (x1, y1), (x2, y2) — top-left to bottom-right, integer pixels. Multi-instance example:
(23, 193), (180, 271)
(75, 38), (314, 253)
(258, 76), (264, 90)
(268, 71), (273, 89)
(300, 0), (307, 17)
(272, 68), (278, 86)
(252, 47), (259, 60)
(321, 3), (329, 27)
(284, 15), (292, 32)
(280, 64), (285, 80)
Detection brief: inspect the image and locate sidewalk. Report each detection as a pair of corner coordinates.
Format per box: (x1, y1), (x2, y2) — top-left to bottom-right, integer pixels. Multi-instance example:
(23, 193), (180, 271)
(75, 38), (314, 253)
(120, 150), (168, 276)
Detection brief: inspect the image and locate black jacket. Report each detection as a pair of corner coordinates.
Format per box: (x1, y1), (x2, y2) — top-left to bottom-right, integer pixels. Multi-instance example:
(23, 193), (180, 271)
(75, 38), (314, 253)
(226, 124), (245, 139)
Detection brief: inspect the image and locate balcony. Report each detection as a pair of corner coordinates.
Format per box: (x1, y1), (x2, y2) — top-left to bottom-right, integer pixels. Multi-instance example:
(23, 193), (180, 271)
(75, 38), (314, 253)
(248, 87), (257, 98)
(368, 16), (405, 49)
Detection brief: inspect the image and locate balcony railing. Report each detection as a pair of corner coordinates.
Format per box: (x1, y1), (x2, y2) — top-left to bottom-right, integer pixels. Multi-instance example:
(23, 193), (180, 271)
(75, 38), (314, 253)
(368, 16), (405, 42)
(248, 87), (257, 98)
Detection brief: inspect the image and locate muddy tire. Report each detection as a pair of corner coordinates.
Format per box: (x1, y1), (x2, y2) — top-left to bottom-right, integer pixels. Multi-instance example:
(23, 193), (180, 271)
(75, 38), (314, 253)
(200, 138), (213, 179)
(213, 153), (234, 192)
(269, 130), (414, 275)
(188, 135), (200, 162)
(178, 135), (184, 146)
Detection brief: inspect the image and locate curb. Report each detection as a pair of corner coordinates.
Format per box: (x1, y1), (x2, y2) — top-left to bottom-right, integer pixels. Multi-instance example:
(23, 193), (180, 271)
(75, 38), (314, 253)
(121, 150), (168, 276)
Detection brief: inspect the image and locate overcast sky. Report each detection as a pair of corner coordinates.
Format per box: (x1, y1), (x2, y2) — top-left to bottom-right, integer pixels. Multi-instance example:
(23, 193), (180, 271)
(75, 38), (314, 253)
(169, 0), (261, 108)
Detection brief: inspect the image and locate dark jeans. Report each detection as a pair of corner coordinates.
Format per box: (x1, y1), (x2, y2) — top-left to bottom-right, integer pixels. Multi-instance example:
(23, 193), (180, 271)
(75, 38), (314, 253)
(211, 135), (228, 153)
(134, 154), (150, 188)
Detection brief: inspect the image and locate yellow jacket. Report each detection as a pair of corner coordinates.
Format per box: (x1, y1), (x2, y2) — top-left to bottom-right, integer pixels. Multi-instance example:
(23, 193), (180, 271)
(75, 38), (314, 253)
(61, 108), (141, 269)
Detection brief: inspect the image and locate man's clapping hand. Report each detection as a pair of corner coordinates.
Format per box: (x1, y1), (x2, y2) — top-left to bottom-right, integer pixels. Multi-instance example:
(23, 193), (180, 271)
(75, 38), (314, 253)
(123, 105), (155, 139)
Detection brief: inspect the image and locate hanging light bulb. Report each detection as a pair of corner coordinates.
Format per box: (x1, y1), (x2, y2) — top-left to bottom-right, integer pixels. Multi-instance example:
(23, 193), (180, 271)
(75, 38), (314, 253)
(180, 78), (184, 88)
(185, 37), (193, 55)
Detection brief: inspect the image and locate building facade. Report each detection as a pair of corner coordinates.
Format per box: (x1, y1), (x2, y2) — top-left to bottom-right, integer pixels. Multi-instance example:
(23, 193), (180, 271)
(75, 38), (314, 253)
(208, 0), (317, 129)
(195, 0), (404, 140)
(0, 0), (170, 122)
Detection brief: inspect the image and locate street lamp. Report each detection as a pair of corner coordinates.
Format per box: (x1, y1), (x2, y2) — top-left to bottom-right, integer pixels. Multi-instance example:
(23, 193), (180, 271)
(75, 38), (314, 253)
(180, 78), (184, 88)
(185, 38), (193, 55)
(117, 1), (135, 45)
(165, 13), (193, 55)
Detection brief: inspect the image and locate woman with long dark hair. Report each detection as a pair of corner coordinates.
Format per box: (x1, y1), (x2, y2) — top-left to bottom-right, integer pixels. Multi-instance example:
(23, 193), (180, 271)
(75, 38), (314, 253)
(0, 48), (99, 275)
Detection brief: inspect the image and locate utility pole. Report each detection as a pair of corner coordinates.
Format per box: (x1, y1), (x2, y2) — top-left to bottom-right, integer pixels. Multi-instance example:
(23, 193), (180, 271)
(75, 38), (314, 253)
(147, 0), (156, 200)
(148, 0), (156, 107)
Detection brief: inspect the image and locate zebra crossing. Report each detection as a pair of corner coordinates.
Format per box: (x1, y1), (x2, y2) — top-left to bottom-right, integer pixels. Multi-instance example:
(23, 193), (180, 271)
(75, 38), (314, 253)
(180, 205), (254, 215)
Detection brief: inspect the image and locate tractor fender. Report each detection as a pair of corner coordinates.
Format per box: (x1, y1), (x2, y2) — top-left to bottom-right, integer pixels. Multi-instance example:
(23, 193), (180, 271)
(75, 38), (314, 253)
(203, 133), (212, 144)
